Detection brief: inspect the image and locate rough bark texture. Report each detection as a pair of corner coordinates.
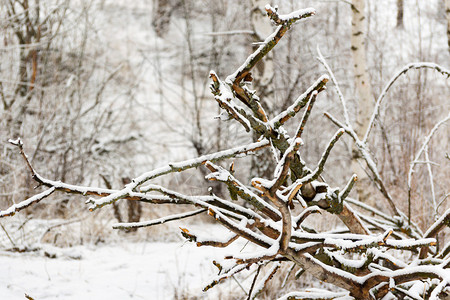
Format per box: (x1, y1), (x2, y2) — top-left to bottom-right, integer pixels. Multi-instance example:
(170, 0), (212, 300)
(339, 203), (370, 234)
(250, 0), (276, 180)
(351, 0), (373, 204)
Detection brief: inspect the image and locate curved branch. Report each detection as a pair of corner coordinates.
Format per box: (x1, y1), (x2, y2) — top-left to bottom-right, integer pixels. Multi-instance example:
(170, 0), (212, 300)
(363, 62), (450, 143)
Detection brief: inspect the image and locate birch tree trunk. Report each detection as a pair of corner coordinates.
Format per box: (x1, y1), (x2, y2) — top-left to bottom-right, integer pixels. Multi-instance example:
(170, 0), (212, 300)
(351, 0), (373, 203)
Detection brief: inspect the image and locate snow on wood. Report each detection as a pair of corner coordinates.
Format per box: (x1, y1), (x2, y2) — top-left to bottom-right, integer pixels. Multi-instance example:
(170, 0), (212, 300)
(112, 209), (206, 229)
(88, 140), (269, 210)
(0, 187), (56, 217)
(278, 289), (351, 300)
(208, 207), (275, 248)
(270, 75), (329, 128)
(225, 27), (281, 84)
(249, 262), (280, 299)
(424, 207), (450, 238)
(276, 8), (316, 22)
(205, 161), (281, 219)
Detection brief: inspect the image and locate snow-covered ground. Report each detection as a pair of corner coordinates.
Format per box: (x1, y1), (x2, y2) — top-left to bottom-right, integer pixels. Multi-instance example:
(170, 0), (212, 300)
(0, 240), (244, 299)
(0, 217), (253, 299)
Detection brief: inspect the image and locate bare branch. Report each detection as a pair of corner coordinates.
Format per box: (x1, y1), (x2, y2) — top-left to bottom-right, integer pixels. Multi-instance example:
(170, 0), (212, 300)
(203, 263), (250, 292)
(271, 75), (329, 128)
(0, 187), (55, 217)
(338, 203), (371, 235)
(293, 206), (321, 229)
(340, 174), (358, 201)
(408, 113), (450, 223)
(112, 209), (206, 230)
(207, 207), (273, 249)
(294, 92), (318, 139)
(226, 6), (315, 85)
(87, 140), (270, 210)
(364, 63), (450, 143)
(247, 264), (261, 300)
(205, 161), (281, 221)
(317, 47), (351, 127)
(294, 128), (345, 185)
(249, 262), (280, 299)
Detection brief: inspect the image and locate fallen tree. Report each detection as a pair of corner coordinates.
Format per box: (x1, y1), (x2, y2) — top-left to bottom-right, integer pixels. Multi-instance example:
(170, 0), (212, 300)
(2, 4), (450, 300)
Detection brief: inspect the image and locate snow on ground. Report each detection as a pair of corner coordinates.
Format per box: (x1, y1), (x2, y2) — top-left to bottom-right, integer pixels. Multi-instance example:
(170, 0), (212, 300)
(0, 218), (249, 299)
(0, 240), (243, 299)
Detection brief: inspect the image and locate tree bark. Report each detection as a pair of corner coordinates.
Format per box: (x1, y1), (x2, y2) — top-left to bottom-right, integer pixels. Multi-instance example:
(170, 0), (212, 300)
(396, 0), (404, 28)
(250, 0), (276, 180)
(123, 177), (141, 232)
(351, 0), (373, 203)
(251, 0), (275, 93)
(152, 0), (175, 37)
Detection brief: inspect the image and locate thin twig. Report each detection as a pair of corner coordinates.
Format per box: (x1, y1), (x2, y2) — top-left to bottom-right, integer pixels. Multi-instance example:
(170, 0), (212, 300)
(113, 209), (206, 230)
(363, 63), (450, 143)
(247, 264), (262, 300)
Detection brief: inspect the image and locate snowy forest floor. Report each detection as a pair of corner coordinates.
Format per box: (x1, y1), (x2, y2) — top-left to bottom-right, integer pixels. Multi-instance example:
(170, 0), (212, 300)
(0, 222), (246, 299)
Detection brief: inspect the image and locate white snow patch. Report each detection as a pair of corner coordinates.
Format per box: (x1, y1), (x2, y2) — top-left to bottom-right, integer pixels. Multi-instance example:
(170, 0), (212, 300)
(0, 241), (245, 299)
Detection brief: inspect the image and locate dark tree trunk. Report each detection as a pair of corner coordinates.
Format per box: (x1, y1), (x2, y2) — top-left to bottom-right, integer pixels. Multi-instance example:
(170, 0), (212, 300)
(396, 0), (404, 28)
